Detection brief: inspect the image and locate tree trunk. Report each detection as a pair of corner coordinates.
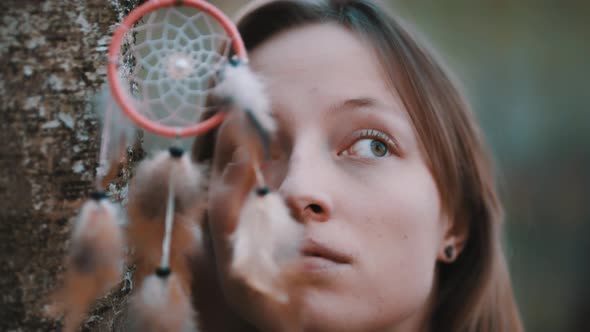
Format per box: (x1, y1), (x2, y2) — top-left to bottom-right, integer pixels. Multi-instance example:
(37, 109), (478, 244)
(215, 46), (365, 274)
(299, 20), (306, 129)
(0, 1), (143, 330)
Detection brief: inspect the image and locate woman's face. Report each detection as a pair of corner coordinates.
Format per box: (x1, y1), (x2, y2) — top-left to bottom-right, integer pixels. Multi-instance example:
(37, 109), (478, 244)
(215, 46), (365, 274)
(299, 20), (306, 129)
(207, 23), (449, 332)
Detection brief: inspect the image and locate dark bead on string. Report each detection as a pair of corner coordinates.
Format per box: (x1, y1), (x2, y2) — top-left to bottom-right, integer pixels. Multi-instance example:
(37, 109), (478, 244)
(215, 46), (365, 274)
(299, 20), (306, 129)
(244, 109), (271, 159)
(256, 186), (270, 197)
(90, 191), (107, 201)
(229, 56), (240, 67)
(444, 246), (455, 260)
(169, 146), (184, 158)
(155, 267), (171, 278)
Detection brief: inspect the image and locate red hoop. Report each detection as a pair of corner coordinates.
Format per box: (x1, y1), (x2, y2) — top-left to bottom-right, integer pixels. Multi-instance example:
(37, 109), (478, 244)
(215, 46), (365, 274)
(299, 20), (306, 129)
(107, 0), (247, 138)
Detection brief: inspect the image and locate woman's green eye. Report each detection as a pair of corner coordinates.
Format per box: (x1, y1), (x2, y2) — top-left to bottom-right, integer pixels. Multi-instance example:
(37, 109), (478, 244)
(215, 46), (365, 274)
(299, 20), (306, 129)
(344, 138), (391, 158)
(370, 140), (388, 157)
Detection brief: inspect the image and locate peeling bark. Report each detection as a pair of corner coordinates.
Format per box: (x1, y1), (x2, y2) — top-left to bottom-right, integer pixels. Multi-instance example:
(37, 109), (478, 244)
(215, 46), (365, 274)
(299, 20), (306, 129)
(0, 1), (144, 330)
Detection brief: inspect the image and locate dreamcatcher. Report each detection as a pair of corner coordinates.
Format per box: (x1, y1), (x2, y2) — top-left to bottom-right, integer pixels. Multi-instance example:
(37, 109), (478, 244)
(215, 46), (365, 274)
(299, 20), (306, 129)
(46, 1), (302, 331)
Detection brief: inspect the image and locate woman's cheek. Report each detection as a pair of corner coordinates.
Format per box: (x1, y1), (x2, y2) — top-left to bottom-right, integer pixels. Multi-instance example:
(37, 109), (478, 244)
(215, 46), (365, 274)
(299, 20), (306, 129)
(350, 162), (442, 313)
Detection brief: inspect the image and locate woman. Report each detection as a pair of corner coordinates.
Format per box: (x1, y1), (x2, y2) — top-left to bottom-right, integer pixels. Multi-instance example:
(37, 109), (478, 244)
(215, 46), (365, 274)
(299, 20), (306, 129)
(191, 1), (524, 331)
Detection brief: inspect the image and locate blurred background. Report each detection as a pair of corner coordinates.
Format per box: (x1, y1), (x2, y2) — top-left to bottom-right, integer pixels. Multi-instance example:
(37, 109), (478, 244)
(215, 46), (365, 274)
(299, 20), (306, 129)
(217, 0), (590, 331)
(390, 2), (589, 331)
(389, 2), (589, 331)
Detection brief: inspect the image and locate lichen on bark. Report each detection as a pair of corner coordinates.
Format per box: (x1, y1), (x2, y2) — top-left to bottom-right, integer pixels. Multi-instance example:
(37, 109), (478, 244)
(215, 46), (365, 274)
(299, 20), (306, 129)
(0, 1), (145, 330)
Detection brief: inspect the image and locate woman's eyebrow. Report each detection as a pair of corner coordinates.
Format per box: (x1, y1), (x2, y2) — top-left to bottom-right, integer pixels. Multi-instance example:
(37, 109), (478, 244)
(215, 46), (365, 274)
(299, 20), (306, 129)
(328, 97), (405, 118)
(329, 97), (376, 112)
(327, 96), (414, 144)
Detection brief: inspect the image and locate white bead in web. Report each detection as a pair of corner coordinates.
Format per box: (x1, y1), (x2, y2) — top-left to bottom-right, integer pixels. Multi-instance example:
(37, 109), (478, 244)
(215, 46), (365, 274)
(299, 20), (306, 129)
(166, 52), (195, 80)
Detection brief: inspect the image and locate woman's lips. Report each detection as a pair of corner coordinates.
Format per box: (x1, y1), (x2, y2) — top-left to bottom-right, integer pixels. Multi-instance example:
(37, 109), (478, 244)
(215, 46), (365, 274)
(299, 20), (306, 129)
(300, 238), (352, 267)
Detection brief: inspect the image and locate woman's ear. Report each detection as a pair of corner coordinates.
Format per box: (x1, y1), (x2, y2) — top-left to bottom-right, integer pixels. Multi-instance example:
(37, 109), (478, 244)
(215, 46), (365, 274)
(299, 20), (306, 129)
(437, 214), (469, 263)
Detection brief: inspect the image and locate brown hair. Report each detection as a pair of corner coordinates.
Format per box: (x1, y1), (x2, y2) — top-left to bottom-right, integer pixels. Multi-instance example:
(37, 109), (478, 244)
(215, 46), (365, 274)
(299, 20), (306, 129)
(194, 1), (523, 331)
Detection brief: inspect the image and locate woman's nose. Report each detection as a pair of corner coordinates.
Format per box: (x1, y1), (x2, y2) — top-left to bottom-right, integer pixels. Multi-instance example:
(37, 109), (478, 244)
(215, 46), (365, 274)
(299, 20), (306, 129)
(278, 154), (333, 222)
(274, 132), (333, 223)
(285, 194), (332, 223)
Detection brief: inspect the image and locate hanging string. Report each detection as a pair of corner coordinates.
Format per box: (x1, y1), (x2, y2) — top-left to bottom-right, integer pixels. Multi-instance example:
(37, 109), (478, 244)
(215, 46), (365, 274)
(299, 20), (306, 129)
(159, 167), (176, 271)
(96, 101), (114, 191)
(158, 145), (184, 273)
(253, 161), (265, 188)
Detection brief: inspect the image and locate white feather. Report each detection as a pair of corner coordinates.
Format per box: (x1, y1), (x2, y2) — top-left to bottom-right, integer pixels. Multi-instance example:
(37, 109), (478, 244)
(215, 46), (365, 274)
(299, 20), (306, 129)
(73, 198), (120, 240)
(214, 63), (276, 133)
(94, 84), (136, 177)
(136, 149), (203, 198)
(130, 274), (198, 332)
(231, 191), (303, 303)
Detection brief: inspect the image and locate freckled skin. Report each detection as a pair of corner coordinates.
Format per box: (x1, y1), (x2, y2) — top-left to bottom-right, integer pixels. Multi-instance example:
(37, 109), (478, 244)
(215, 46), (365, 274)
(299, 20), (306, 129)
(207, 24), (452, 332)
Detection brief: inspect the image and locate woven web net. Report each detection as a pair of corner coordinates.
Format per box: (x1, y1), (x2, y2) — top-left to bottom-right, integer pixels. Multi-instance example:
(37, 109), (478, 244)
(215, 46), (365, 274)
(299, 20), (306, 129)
(116, 6), (232, 127)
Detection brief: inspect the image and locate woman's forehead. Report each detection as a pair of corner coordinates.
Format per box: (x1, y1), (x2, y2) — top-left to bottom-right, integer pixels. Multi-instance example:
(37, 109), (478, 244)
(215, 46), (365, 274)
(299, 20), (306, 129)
(249, 23), (374, 75)
(248, 23), (406, 117)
